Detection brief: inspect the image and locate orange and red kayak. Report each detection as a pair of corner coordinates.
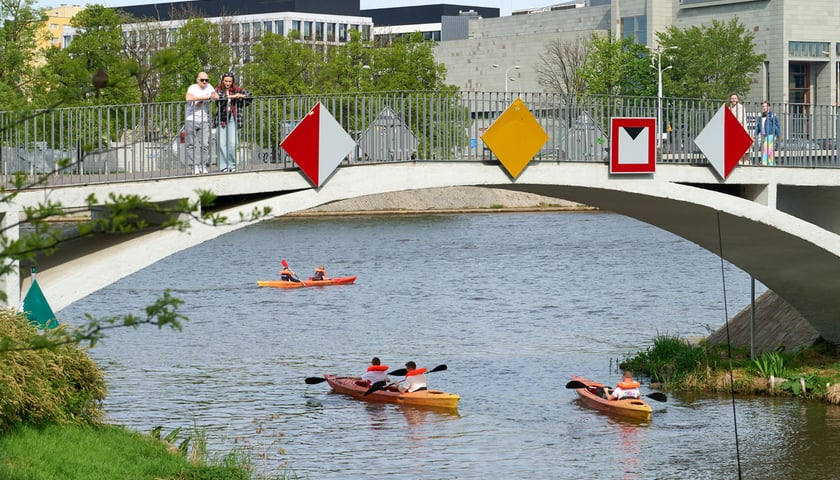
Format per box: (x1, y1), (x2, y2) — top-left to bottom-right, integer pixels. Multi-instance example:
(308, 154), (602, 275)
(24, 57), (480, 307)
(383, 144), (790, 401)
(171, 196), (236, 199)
(570, 375), (652, 421)
(324, 374), (459, 409)
(257, 276), (356, 289)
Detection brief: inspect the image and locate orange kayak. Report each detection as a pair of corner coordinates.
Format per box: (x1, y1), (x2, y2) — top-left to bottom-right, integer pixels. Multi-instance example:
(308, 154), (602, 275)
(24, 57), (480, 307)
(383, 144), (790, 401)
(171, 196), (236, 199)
(570, 375), (652, 421)
(324, 374), (459, 409)
(257, 276), (356, 288)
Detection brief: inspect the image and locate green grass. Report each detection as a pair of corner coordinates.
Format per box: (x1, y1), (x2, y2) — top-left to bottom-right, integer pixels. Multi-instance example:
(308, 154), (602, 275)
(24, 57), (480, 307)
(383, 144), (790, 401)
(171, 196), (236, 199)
(0, 423), (253, 480)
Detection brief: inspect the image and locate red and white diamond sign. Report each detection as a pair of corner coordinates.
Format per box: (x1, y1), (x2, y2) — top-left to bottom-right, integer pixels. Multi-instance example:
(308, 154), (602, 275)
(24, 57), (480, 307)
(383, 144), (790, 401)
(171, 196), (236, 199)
(280, 102), (356, 187)
(694, 105), (753, 179)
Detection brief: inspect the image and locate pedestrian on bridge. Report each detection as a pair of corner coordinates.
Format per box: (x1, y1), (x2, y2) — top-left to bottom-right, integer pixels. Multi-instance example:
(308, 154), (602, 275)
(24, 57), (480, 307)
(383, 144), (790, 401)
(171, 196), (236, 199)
(185, 71), (219, 175)
(755, 101), (780, 166)
(214, 72), (252, 173)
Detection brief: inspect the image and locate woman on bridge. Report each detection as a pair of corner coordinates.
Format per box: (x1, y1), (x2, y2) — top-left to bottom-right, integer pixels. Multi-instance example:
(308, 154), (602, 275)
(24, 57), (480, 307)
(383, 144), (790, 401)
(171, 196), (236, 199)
(214, 72), (252, 173)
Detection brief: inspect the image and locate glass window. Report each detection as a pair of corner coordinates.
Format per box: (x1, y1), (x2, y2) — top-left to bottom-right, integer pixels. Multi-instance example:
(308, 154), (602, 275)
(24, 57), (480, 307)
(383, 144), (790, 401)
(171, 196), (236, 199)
(253, 22), (262, 37)
(291, 20), (300, 35)
(276, 20), (284, 36)
(242, 23), (250, 42)
(327, 23), (335, 42)
(232, 24), (239, 43)
(264, 21), (271, 33)
(303, 21), (312, 40)
(339, 23), (347, 42)
(315, 22), (323, 41)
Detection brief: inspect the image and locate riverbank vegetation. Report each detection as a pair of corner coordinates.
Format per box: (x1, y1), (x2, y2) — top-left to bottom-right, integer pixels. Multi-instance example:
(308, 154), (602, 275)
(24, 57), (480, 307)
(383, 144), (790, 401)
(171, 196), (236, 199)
(622, 333), (840, 404)
(0, 311), (294, 479)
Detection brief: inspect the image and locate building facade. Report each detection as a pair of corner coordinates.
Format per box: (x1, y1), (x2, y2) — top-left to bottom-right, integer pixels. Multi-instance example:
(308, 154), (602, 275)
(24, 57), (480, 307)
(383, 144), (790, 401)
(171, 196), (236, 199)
(433, 0), (840, 109)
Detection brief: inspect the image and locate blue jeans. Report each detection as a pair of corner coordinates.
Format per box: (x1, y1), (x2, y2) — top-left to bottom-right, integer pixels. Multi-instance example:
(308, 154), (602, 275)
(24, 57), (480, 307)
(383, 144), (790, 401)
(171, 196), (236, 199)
(217, 119), (238, 171)
(185, 119), (211, 171)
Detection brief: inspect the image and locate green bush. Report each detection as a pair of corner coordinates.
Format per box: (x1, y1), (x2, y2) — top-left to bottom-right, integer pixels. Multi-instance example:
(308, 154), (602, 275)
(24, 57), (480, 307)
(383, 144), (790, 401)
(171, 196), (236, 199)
(0, 310), (106, 431)
(621, 333), (718, 383)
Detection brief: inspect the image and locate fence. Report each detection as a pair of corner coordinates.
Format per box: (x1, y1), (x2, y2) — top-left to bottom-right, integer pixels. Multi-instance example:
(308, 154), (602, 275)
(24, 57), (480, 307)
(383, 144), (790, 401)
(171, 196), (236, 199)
(1, 92), (838, 186)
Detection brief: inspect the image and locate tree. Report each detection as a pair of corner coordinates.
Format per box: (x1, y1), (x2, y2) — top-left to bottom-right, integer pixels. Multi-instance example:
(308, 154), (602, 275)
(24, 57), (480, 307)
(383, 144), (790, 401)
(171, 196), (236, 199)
(535, 36), (589, 96)
(366, 32), (449, 91)
(578, 33), (654, 97)
(240, 31), (319, 96)
(40, 5), (140, 107)
(657, 18), (765, 100)
(0, 0), (47, 109)
(156, 18), (231, 103)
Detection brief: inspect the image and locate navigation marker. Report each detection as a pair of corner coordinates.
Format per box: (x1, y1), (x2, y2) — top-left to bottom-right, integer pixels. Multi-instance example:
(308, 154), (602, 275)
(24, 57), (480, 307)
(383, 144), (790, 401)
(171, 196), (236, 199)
(281, 102), (356, 187)
(694, 105), (753, 179)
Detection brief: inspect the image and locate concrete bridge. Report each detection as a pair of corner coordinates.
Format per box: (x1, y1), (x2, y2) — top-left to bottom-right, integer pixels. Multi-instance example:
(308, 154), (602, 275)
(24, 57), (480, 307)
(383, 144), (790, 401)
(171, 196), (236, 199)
(8, 160), (840, 344)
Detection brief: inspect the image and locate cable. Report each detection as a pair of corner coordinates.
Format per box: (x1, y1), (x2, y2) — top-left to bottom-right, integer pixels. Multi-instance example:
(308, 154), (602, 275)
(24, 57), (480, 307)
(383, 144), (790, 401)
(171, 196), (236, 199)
(716, 210), (743, 479)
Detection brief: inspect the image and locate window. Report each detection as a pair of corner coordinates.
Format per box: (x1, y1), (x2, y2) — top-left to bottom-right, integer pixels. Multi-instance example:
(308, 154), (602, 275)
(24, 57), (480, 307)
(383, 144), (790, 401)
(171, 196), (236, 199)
(789, 41), (830, 58)
(327, 23), (335, 42)
(291, 20), (300, 34)
(275, 21), (284, 36)
(242, 23), (250, 42)
(339, 23), (347, 42)
(264, 21), (272, 33)
(315, 22), (323, 41)
(621, 15), (647, 46)
(789, 62), (810, 104)
(303, 21), (312, 40)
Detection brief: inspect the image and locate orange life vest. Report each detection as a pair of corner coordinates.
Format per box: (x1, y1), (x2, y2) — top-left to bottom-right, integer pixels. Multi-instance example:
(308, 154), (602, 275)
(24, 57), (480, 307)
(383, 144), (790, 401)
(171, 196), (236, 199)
(406, 368), (427, 377)
(367, 365), (389, 372)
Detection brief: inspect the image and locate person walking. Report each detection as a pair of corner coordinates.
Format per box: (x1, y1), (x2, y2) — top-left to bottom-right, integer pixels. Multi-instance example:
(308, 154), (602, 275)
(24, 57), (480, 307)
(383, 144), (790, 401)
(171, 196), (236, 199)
(754, 101), (780, 166)
(185, 71), (219, 174)
(214, 72), (252, 173)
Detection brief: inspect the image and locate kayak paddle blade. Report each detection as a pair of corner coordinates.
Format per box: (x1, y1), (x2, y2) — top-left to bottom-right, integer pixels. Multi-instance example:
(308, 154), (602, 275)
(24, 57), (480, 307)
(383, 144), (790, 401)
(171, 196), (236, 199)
(364, 380), (387, 396)
(305, 377), (328, 385)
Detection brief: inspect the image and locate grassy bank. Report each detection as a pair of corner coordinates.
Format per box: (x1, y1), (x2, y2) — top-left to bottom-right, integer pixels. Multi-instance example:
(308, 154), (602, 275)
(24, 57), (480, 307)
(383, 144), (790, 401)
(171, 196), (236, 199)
(621, 334), (840, 404)
(0, 423), (281, 480)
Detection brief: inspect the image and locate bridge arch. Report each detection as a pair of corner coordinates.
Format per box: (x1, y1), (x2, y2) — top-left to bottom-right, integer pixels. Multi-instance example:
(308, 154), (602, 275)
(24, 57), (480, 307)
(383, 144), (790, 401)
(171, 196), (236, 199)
(21, 161), (840, 344)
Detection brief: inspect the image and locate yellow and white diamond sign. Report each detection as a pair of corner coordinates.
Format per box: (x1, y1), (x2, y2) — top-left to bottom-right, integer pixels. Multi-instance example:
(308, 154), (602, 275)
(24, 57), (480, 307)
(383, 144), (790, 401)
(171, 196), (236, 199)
(481, 98), (549, 179)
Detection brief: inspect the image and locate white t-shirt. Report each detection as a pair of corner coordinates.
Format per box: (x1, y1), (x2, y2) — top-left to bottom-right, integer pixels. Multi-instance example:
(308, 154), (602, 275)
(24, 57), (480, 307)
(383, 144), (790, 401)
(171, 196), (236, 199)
(612, 385), (640, 399)
(186, 83), (216, 123)
(403, 373), (427, 392)
(361, 370), (388, 384)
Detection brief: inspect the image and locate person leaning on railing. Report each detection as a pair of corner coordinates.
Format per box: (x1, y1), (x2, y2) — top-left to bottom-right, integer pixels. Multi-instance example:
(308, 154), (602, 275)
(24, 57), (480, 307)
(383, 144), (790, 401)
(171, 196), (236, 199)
(185, 71), (219, 175)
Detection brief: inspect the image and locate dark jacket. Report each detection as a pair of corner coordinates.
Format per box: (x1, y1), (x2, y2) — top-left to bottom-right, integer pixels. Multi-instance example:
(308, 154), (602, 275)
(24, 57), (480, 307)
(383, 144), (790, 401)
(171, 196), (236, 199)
(214, 85), (252, 129)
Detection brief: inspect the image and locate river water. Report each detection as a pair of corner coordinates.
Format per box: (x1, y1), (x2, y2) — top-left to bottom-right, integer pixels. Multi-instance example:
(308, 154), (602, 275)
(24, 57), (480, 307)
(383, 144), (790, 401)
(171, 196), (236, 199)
(58, 212), (839, 479)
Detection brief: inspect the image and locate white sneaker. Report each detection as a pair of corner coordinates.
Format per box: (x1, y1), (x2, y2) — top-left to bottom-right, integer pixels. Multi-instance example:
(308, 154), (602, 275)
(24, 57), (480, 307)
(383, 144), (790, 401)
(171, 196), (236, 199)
(200, 165), (209, 174)
(192, 166), (201, 175)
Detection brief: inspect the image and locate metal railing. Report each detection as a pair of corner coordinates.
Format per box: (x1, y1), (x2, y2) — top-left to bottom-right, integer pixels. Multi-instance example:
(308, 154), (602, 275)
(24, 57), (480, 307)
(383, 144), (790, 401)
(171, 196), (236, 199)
(1, 92), (838, 187)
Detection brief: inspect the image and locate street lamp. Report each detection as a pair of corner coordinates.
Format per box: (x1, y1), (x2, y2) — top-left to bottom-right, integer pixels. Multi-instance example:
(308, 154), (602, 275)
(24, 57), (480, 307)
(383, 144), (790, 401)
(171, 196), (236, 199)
(649, 46), (675, 149)
(492, 63), (520, 96)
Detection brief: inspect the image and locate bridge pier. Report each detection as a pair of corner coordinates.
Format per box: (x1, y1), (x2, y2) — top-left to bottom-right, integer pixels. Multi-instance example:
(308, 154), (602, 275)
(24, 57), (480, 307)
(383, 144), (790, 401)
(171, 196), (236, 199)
(1, 210), (21, 308)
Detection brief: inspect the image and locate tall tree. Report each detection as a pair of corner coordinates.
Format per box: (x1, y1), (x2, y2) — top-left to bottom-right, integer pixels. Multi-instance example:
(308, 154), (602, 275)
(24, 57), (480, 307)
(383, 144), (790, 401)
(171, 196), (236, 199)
(239, 30), (318, 96)
(156, 18), (231, 103)
(657, 18), (765, 100)
(535, 36), (589, 96)
(366, 32), (449, 91)
(578, 33), (654, 97)
(0, 0), (47, 108)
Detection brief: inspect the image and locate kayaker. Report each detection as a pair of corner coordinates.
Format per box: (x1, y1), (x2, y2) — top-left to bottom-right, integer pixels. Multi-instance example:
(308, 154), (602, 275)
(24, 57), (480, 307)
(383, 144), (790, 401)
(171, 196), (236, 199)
(605, 371), (641, 400)
(311, 265), (327, 281)
(279, 264), (301, 282)
(397, 361), (428, 393)
(358, 356), (389, 387)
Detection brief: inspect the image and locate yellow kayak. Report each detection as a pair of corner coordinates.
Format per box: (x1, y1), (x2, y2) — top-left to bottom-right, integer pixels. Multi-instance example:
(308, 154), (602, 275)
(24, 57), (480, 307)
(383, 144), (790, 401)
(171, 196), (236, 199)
(324, 374), (460, 409)
(569, 375), (653, 421)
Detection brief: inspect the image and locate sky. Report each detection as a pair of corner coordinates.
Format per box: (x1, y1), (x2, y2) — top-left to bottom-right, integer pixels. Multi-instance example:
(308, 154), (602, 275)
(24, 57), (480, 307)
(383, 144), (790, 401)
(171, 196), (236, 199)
(36, 0), (564, 17)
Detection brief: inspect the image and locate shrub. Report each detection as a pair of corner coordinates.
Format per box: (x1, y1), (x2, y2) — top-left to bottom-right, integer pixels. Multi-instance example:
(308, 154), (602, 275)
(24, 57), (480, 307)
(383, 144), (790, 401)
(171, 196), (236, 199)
(0, 310), (106, 431)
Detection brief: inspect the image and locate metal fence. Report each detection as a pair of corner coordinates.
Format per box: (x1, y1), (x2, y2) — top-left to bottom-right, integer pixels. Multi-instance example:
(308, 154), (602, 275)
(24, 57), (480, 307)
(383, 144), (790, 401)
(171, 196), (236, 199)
(1, 92), (838, 186)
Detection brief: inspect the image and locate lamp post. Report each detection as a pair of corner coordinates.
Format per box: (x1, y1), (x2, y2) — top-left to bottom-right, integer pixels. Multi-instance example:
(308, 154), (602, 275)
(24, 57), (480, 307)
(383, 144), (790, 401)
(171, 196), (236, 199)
(492, 63), (520, 98)
(649, 46), (675, 149)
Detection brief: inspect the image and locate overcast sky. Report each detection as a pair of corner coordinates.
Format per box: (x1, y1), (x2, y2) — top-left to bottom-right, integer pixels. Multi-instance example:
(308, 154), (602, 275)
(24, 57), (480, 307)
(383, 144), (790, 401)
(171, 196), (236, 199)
(37, 0), (564, 17)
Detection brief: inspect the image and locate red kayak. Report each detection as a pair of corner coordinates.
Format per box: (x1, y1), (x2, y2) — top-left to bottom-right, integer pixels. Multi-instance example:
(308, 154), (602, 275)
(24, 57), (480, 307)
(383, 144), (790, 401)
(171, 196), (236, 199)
(257, 276), (356, 289)
(569, 375), (652, 421)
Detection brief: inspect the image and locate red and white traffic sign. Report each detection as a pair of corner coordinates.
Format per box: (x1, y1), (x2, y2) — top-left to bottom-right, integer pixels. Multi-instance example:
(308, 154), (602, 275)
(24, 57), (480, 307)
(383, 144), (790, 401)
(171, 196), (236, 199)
(280, 102), (356, 187)
(694, 105), (753, 179)
(610, 117), (656, 174)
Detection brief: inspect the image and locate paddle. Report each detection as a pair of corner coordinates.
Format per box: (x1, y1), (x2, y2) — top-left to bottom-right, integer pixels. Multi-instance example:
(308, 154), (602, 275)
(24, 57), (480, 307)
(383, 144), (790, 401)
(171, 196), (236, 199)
(364, 364), (448, 396)
(281, 259), (306, 286)
(305, 376), (329, 385)
(565, 380), (668, 403)
(387, 364), (448, 377)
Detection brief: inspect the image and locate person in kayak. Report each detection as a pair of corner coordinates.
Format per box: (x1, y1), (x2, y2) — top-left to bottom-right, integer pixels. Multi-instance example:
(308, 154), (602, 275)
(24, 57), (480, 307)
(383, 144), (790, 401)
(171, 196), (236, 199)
(605, 371), (641, 400)
(279, 264), (301, 282)
(357, 356), (389, 387)
(397, 361), (428, 393)
(311, 265), (327, 281)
